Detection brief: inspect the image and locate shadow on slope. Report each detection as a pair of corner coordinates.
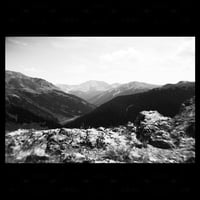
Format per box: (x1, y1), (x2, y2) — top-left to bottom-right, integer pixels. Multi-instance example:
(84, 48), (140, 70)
(65, 82), (195, 128)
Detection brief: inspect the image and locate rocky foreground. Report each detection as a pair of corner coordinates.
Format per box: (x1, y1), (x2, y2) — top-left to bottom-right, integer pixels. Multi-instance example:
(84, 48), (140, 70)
(5, 97), (195, 163)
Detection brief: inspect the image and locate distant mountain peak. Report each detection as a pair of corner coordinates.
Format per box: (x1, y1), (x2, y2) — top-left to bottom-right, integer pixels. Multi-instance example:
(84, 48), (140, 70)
(74, 80), (111, 92)
(82, 80), (108, 83)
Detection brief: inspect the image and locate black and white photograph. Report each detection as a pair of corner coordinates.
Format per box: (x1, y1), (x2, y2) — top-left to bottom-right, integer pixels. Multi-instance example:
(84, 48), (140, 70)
(5, 37), (195, 164)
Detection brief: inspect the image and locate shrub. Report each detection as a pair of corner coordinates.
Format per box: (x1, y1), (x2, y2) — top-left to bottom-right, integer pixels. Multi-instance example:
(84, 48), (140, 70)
(104, 146), (132, 162)
(25, 154), (49, 163)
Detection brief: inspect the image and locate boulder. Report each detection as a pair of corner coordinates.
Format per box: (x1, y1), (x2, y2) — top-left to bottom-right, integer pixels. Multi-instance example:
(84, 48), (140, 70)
(152, 130), (171, 140)
(158, 121), (172, 131)
(74, 153), (85, 160)
(97, 127), (105, 131)
(33, 146), (47, 156)
(127, 121), (134, 127)
(135, 110), (173, 144)
(135, 110), (169, 125)
(58, 128), (66, 135)
(129, 151), (141, 160)
(52, 134), (67, 142)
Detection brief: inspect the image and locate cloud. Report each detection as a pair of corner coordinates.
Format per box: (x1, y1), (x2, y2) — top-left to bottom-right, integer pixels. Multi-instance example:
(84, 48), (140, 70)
(6, 37), (195, 85)
(100, 47), (140, 62)
(6, 38), (28, 46)
(157, 38), (195, 71)
(175, 39), (195, 58)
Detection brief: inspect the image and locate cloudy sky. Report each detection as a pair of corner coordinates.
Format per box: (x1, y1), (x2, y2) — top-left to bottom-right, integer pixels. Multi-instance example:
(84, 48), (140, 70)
(5, 37), (195, 85)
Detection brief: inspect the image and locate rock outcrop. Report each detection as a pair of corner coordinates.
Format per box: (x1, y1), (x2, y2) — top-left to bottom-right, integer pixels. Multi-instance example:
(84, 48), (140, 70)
(135, 110), (175, 149)
(173, 96), (195, 138)
(5, 97), (195, 163)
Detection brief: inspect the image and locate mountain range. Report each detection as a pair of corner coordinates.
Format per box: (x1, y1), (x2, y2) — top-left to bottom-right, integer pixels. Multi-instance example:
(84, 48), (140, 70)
(88, 81), (160, 106)
(5, 70), (195, 132)
(56, 81), (159, 105)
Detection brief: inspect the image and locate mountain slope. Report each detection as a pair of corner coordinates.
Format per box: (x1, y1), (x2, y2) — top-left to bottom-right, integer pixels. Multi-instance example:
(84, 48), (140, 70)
(65, 81), (195, 128)
(88, 81), (160, 106)
(6, 70), (95, 130)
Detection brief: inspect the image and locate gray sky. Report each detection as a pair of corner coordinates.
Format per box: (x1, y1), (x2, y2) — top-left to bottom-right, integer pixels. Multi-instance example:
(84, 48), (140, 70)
(5, 37), (195, 85)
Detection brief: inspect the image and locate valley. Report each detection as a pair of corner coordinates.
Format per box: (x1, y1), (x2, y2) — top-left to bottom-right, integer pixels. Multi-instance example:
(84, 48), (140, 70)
(6, 71), (95, 131)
